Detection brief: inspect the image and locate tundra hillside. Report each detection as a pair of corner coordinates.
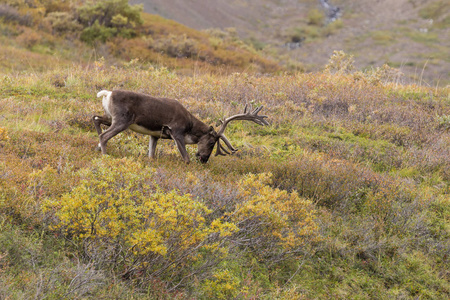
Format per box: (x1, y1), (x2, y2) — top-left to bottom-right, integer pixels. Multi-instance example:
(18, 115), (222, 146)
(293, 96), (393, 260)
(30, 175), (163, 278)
(0, 0), (279, 73)
(134, 0), (450, 85)
(0, 1), (449, 299)
(1, 54), (449, 299)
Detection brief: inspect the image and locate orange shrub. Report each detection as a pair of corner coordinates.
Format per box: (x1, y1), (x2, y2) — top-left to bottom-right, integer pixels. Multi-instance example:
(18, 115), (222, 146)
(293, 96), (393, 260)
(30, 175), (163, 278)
(16, 27), (42, 48)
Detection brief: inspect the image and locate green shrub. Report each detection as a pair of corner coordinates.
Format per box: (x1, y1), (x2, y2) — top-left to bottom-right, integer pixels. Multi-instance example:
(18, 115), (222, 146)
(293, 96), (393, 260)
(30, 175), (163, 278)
(150, 34), (199, 58)
(323, 19), (344, 36)
(437, 114), (450, 131)
(44, 11), (82, 34)
(77, 0), (143, 44)
(419, 0), (450, 20)
(80, 20), (117, 43)
(77, 0), (143, 28)
(291, 25), (320, 42)
(371, 30), (395, 45)
(307, 8), (325, 26)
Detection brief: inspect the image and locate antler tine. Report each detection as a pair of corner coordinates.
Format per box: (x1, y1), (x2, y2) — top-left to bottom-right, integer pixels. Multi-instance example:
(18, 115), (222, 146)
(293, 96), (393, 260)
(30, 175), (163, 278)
(215, 139), (232, 156)
(219, 134), (237, 151)
(244, 103), (250, 114)
(215, 103), (268, 156)
(217, 103), (269, 136)
(252, 105), (263, 114)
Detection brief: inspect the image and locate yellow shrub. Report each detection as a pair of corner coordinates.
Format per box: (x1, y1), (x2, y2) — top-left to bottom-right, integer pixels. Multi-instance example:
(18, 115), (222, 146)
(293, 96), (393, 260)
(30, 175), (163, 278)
(0, 127), (9, 141)
(44, 158), (237, 281)
(202, 269), (240, 300)
(230, 173), (320, 256)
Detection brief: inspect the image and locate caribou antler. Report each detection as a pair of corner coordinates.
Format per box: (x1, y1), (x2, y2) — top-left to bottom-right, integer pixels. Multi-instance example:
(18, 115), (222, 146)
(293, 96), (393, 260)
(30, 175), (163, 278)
(215, 104), (269, 156)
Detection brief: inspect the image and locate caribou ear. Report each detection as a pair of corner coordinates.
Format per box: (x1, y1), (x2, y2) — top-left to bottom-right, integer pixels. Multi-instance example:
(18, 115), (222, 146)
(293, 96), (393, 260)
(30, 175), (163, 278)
(209, 126), (217, 137)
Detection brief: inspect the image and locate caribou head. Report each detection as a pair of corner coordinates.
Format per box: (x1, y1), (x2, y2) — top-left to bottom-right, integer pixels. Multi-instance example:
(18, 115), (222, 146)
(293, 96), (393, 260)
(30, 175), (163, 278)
(195, 104), (269, 163)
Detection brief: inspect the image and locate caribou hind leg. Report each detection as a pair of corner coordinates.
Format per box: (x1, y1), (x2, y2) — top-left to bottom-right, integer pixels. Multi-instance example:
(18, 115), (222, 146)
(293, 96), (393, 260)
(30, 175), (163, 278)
(93, 115), (112, 135)
(98, 120), (131, 155)
(93, 115), (112, 151)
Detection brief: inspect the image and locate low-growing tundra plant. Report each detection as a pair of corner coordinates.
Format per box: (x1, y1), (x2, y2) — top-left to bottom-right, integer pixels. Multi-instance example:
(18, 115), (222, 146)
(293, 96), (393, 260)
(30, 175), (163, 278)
(43, 158), (321, 291)
(44, 158), (238, 287)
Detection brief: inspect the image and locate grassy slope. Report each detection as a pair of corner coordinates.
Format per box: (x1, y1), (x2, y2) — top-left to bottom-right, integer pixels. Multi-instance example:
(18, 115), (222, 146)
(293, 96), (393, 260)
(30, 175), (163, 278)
(0, 3), (449, 300)
(0, 7), (278, 75)
(0, 61), (449, 298)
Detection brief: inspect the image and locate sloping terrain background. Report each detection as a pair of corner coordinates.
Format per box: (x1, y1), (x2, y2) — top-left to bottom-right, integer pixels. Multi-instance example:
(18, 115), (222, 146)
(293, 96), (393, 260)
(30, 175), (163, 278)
(131, 0), (450, 85)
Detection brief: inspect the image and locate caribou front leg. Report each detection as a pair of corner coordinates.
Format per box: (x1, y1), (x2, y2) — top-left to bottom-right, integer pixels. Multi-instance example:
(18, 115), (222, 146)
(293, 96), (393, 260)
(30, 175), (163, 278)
(172, 135), (190, 163)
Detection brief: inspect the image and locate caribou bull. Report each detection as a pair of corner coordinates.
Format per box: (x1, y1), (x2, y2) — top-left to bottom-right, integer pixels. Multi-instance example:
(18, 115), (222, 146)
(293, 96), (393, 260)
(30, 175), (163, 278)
(93, 90), (268, 163)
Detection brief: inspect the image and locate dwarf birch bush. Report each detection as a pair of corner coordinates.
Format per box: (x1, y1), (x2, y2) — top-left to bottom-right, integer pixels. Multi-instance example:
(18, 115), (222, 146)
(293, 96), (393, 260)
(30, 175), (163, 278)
(44, 158), (237, 287)
(0, 127), (9, 141)
(230, 173), (320, 261)
(201, 269), (241, 300)
(42, 159), (321, 291)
